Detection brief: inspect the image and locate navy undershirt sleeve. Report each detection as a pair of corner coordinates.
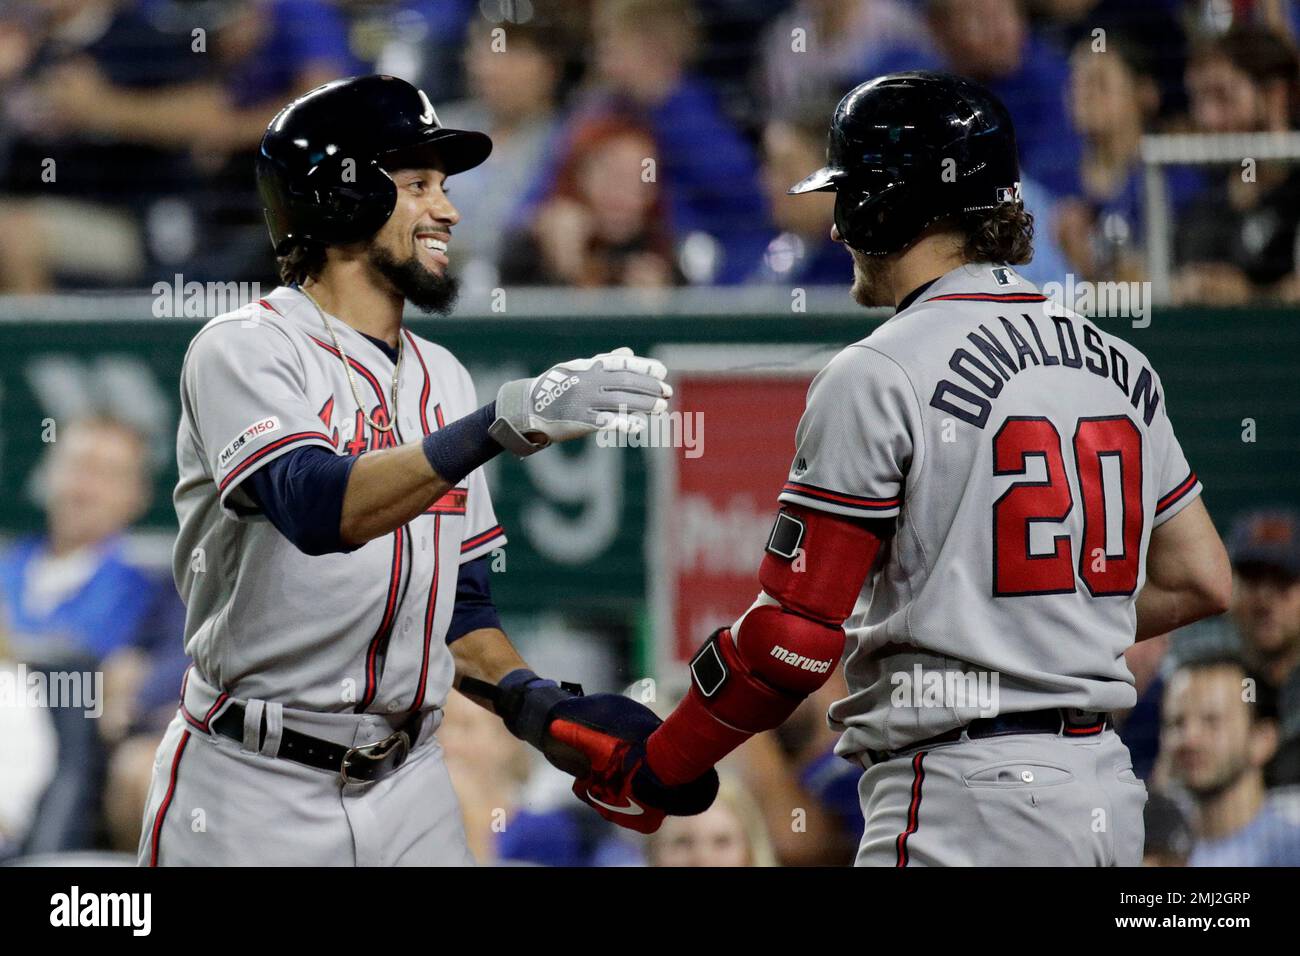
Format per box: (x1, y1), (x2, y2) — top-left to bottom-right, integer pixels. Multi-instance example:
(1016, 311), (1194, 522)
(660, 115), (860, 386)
(244, 445), (358, 556)
(446, 556), (502, 644)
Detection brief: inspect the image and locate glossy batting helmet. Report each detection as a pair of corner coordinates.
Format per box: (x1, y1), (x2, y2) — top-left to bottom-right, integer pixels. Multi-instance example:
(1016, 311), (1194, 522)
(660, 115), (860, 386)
(789, 71), (1021, 256)
(256, 75), (492, 255)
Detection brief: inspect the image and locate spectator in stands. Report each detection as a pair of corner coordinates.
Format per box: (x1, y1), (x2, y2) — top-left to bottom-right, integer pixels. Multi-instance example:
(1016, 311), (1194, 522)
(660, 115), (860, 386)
(439, 17), (566, 287)
(1224, 509), (1300, 785)
(9, 0), (365, 286)
(749, 114), (852, 286)
(875, 0), (1084, 200)
(1174, 25), (1300, 304)
(1161, 654), (1300, 866)
(0, 415), (156, 852)
(515, 0), (770, 285)
(757, 0), (933, 116)
(647, 774), (777, 866)
(500, 116), (682, 288)
(1057, 34), (1202, 284)
(1121, 509), (1300, 786)
(1031, 0), (1191, 120)
(0, 0), (204, 291)
(0, 416), (155, 666)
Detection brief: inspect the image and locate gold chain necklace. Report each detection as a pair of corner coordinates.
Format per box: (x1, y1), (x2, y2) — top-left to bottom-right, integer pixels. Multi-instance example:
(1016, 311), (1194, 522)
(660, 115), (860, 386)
(300, 287), (402, 434)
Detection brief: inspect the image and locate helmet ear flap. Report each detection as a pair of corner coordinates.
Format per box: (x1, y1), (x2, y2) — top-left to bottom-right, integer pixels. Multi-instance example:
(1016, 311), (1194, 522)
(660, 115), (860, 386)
(301, 158), (398, 246)
(833, 188), (871, 252)
(835, 183), (909, 256)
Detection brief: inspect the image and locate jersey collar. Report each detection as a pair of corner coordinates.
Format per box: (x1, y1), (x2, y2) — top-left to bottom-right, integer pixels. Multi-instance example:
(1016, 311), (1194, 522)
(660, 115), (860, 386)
(911, 263), (1046, 309)
(894, 278), (939, 315)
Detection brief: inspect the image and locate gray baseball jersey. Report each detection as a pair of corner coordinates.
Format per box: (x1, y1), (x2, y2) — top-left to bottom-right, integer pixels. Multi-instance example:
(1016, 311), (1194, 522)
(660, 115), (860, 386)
(778, 263), (1201, 761)
(172, 285), (505, 715)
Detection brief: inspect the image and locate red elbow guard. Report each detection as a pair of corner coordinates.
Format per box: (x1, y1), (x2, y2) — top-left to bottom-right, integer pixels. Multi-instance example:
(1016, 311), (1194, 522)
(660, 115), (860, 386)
(647, 505), (883, 786)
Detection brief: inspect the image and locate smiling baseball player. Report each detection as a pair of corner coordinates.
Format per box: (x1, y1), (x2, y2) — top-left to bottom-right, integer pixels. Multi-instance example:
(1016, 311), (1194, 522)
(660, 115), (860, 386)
(574, 72), (1234, 866)
(138, 75), (715, 867)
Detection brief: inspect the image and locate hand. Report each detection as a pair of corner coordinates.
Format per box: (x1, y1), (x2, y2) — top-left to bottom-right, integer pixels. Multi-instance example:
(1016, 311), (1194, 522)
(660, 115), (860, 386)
(489, 672), (720, 833)
(490, 347), (671, 455)
(545, 694), (719, 834)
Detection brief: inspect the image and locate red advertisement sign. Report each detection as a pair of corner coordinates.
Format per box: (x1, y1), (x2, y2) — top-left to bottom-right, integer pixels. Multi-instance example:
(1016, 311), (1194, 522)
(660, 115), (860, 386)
(650, 346), (827, 675)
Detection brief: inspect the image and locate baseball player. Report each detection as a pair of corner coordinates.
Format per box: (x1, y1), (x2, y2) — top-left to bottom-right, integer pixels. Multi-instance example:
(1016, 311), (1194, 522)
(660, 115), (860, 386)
(138, 75), (715, 867)
(576, 72), (1234, 865)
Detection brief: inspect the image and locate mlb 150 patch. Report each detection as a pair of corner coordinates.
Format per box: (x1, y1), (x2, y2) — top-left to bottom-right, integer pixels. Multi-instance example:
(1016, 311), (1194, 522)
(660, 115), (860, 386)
(219, 416), (282, 467)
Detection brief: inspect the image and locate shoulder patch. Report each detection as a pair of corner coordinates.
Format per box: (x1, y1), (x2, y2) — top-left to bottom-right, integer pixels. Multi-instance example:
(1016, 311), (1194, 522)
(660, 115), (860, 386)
(219, 416), (281, 468)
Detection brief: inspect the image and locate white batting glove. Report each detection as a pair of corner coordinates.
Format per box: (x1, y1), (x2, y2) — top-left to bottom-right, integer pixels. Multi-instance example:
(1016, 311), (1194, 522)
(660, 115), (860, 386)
(490, 347), (672, 456)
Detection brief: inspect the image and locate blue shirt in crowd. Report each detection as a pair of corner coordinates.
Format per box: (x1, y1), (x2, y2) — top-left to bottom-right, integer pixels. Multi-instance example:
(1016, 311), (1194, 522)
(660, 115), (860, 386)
(1188, 798), (1300, 867)
(0, 537), (155, 663)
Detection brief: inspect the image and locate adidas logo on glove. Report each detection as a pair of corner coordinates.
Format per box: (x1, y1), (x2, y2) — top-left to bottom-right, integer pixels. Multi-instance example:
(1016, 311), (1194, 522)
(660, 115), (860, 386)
(534, 371), (580, 412)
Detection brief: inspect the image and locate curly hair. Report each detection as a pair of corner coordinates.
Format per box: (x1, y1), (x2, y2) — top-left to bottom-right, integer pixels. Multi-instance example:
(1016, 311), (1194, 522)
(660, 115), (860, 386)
(277, 241), (327, 286)
(959, 202), (1035, 266)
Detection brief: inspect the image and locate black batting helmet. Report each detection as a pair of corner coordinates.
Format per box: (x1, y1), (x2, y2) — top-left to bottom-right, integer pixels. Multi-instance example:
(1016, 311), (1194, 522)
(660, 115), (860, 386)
(256, 75), (492, 255)
(789, 71), (1021, 256)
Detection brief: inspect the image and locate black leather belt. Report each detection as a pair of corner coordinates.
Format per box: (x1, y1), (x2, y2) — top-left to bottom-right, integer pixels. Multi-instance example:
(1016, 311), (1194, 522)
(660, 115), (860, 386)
(865, 708), (1112, 765)
(210, 702), (422, 784)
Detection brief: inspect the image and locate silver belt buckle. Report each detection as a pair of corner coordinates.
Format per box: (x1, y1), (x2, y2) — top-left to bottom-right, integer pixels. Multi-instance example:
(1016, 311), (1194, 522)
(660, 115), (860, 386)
(340, 729), (411, 785)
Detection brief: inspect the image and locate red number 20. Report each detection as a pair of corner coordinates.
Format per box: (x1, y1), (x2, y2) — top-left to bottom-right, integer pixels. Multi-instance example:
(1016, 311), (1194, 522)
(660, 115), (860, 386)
(992, 415), (1143, 597)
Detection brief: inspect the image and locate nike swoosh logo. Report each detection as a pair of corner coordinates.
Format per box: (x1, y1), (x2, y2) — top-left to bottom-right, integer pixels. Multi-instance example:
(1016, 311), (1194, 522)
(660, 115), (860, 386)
(586, 792), (644, 816)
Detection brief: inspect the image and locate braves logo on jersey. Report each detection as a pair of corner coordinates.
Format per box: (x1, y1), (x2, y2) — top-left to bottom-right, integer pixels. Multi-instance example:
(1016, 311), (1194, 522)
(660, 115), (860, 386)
(317, 394), (400, 454)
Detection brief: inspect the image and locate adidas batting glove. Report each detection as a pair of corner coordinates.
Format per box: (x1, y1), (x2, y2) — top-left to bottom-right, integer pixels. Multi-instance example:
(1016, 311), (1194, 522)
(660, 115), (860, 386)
(489, 347), (671, 456)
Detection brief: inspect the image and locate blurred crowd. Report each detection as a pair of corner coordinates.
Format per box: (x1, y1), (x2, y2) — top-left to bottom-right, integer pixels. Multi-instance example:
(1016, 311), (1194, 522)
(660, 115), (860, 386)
(2, 0), (1300, 868)
(1, 0), (1300, 299)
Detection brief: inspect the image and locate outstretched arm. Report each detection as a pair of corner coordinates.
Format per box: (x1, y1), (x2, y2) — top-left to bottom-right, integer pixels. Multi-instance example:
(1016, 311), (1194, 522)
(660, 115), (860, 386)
(246, 349), (670, 551)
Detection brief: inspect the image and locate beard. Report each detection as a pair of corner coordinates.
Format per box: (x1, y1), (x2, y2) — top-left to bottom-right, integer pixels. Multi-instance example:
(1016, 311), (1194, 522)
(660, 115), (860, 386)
(1178, 749), (1251, 800)
(849, 250), (894, 307)
(368, 242), (460, 315)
